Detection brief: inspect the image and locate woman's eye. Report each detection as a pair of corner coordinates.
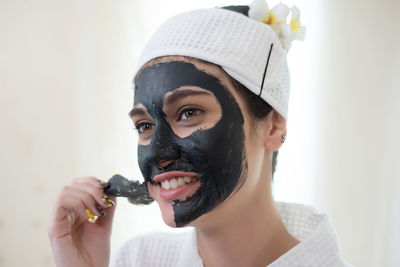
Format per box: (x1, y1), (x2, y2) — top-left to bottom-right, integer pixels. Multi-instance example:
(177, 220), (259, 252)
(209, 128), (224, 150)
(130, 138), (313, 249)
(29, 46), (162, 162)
(178, 108), (202, 121)
(135, 122), (154, 133)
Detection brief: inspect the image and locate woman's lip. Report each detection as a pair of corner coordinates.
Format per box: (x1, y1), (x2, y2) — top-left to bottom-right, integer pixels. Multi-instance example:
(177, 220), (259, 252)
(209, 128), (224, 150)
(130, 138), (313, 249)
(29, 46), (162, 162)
(153, 171), (199, 183)
(158, 180), (200, 201)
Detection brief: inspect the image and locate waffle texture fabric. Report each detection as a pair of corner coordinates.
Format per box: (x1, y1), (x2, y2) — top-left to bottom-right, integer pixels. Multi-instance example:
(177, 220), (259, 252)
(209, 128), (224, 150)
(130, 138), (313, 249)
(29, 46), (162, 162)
(133, 8), (291, 119)
(109, 202), (352, 267)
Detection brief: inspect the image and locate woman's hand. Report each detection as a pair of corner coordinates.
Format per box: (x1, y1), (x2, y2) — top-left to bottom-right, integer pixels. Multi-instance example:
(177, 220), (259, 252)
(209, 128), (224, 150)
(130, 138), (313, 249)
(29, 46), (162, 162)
(48, 177), (116, 267)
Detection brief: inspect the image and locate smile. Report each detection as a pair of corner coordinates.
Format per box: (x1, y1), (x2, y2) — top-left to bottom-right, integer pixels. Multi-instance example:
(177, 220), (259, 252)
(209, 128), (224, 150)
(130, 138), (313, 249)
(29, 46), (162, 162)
(160, 176), (198, 190)
(153, 171), (200, 201)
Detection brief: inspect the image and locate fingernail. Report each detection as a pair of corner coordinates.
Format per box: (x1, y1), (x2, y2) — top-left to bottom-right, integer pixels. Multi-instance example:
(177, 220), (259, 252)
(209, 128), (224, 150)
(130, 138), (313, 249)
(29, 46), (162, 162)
(86, 209), (98, 223)
(97, 179), (108, 187)
(102, 194), (115, 207)
(95, 204), (107, 216)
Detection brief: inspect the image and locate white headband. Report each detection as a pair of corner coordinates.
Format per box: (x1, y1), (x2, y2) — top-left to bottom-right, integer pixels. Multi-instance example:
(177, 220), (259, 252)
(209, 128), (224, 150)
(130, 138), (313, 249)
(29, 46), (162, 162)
(133, 7), (290, 119)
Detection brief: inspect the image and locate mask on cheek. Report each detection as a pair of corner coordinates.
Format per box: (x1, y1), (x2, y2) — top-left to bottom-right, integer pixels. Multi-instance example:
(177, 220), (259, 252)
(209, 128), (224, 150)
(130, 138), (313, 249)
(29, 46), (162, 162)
(135, 61), (247, 227)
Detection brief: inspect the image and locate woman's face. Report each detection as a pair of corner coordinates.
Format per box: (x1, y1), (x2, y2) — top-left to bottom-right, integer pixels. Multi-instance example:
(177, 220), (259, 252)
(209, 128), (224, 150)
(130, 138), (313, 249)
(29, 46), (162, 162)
(131, 57), (264, 227)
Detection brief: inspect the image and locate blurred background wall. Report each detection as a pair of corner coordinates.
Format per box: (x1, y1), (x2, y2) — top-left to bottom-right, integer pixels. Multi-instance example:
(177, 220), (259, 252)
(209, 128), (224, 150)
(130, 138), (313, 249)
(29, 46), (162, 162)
(1, 0), (399, 266)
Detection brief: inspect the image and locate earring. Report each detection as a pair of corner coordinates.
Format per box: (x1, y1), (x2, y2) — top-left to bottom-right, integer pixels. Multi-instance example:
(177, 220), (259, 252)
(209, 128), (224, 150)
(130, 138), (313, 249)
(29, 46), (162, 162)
(281, 135), (286, 143)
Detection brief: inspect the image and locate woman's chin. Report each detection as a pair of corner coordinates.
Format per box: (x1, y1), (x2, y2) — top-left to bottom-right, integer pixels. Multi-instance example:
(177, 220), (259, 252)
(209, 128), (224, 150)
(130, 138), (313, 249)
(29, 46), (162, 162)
(149, 183), (206, 228)
(161, 215), (177, 228)
(157, 200), (177, 227)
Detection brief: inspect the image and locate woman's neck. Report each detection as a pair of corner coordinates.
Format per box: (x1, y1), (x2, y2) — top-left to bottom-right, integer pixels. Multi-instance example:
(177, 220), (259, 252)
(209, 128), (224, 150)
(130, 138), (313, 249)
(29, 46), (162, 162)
(195, 183), (299, 267)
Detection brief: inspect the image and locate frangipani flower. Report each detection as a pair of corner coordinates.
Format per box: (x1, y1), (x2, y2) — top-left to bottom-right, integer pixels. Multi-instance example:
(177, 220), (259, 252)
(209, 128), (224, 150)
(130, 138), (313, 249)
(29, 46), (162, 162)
(281, 6), (306, 41)
(248, 0), (270, 22)
(248, 0), (305, 52)
(290, 6), (306, 41)
(249, 0), (289, 36)
(265, 3), (290, 25)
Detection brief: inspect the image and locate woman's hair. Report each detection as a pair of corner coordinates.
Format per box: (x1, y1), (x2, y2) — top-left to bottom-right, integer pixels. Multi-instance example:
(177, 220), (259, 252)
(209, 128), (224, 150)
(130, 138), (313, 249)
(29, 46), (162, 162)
(226, 69), (279, 179)
(221, 5), (279, 179)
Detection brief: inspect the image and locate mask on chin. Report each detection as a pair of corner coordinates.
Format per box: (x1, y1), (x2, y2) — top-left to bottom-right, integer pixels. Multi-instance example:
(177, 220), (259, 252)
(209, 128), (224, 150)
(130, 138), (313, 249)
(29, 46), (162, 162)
(135, 61), (247, 227)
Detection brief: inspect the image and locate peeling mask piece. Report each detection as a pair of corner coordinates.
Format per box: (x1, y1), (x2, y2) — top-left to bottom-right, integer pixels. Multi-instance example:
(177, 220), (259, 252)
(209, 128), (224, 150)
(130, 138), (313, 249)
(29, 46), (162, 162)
(104, 174), (154, 205)
(135, 61), (247, 227)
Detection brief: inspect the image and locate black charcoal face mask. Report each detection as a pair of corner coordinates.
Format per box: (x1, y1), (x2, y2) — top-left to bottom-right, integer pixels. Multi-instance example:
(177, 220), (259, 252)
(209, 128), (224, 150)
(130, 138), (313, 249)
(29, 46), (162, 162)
(134, 61), (247, 227)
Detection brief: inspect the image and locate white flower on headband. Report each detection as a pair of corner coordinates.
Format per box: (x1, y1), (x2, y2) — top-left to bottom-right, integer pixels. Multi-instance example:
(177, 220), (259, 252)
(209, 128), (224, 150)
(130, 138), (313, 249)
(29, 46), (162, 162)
(249, 0), (306, 51)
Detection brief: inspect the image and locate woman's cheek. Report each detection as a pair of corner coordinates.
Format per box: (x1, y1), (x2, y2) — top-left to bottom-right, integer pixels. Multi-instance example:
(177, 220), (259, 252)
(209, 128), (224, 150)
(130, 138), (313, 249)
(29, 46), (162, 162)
(147, 182), (158, 199)
(147, 182), (176, 227)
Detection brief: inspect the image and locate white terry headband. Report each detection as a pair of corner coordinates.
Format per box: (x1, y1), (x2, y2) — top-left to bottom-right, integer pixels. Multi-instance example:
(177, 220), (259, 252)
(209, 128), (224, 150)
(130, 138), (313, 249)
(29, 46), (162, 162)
(133, 7), (290, 119)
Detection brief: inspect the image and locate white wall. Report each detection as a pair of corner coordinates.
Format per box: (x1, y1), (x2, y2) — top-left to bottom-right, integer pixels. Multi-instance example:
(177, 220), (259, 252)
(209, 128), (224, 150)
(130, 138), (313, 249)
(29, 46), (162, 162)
(1, 0), (399, 266)
(314, 1), (400, 265)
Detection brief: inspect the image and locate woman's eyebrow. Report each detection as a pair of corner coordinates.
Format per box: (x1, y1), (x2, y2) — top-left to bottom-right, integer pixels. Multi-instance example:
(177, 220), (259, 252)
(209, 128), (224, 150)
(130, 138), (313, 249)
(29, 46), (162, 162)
(164, 89), (212, 106)
(128, 107), (146, 118)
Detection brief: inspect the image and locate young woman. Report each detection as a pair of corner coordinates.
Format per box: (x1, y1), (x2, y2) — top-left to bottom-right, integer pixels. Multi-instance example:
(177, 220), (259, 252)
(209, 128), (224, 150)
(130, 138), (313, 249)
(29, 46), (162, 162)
(49, 2), (350, 266)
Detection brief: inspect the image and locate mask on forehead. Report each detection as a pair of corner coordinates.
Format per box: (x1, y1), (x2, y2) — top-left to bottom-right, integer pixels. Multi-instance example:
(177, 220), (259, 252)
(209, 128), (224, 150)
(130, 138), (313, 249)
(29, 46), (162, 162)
(134, 61), (247, 227)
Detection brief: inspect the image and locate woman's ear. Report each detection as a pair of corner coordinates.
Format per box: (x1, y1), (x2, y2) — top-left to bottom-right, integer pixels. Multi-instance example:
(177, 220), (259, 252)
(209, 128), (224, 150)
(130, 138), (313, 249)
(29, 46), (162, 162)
(263, 110), (287, 151)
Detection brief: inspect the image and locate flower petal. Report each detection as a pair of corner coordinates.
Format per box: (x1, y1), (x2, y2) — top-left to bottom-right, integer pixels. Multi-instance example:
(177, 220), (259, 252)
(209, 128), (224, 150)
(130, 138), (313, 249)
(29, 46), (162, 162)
(249, 0), (270, 22)
(280, 38), (292, 51)
(291, 6), (300, 21)
(295, 26), (306, 41)
(270, 3), (290, 22)
(281, 23), (296, 41)
(270, 23), (281, 37)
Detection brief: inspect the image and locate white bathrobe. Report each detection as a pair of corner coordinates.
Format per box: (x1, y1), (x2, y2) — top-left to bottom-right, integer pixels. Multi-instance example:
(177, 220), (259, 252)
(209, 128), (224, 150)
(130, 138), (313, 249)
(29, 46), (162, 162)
(110, 202), (352, 267)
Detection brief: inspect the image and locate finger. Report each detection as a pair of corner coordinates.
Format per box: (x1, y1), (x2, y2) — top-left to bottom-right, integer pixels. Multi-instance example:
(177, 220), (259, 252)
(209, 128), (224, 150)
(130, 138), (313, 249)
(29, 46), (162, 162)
(70, 182), (115, 210)
(49, 195), (98, 243)
(72, 176), (109, 189)
(62, 186), (103, 217)
(96, 197), (117, 231)
(54, 190), (94, 224)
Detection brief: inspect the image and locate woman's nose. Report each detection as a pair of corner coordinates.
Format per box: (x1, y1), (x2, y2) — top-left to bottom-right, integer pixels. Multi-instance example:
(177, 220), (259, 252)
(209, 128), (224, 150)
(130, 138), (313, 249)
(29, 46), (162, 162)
(158, 160), (174, 169)
(143, 117), (181, 169)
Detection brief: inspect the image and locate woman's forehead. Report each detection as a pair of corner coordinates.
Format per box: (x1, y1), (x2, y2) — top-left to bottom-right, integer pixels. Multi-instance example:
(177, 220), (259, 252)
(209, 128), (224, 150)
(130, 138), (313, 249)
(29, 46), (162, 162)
(134, 56), (227, 84)
(134, 61), (223, 104)
(135, 58), (241, 102)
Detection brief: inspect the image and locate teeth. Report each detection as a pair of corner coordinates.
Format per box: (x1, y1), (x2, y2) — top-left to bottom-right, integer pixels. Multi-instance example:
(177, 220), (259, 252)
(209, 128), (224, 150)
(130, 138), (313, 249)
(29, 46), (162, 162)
(161, 180), (170, 190)
(170, 178), (178, 189)
(160, 176), (198, 190)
